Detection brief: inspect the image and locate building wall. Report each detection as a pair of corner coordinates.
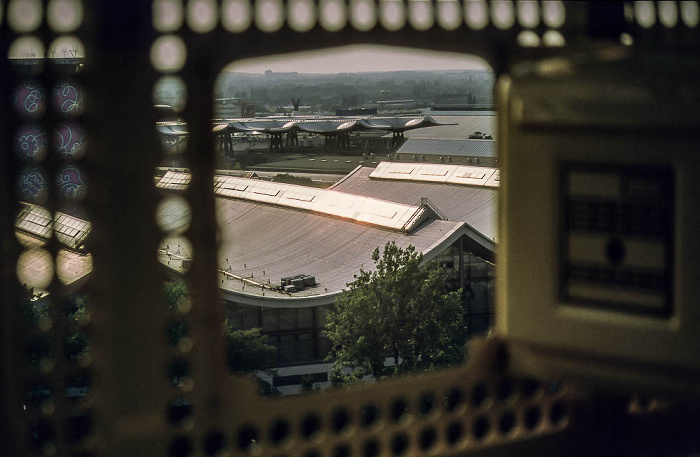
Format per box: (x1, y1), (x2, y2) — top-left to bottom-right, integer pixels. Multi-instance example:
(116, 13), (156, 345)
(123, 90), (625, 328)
(223, 238), (494, 393)
(214, 98), (256, 120)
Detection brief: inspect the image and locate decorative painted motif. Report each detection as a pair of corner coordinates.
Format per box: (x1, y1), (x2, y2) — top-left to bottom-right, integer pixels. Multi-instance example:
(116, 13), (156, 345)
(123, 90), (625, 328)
(57, 164), (87, 201)
(54, 123), (86, 160)
(12, 81), (45, 119)
(14, 123), (47, 162)
(18, 167), (48, 204)
(53, 81), (83, 116)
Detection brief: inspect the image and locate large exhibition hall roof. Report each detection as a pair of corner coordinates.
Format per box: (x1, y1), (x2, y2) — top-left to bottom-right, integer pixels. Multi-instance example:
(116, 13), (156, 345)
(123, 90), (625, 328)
(331, 164), (498, 242)
(156, 169), (496, 306)
(211, 200), (475, 307)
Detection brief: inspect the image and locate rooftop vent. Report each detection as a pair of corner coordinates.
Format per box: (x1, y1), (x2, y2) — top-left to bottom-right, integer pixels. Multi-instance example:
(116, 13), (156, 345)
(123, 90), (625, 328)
(281, 274), (316, 291)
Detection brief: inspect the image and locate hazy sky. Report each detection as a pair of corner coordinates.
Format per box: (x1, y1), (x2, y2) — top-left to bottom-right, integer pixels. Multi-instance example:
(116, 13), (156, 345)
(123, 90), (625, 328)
(225, 44), (490, 74)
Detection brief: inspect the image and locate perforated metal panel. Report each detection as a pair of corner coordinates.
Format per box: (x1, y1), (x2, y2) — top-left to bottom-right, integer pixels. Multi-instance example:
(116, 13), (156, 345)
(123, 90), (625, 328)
(3, 2), (700, 457)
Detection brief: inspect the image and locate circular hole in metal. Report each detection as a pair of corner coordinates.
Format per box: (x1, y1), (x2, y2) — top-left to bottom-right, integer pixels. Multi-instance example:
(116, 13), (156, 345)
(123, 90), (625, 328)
(26, 335), (52, 371)
(379, 0), (406, 31)
(56, 249), (92, 286)
(445, 387), (463, 412)
(549, 402), (567, 426)
(288, 0), (316, 32)
(390, 433), (409, 456)
(473, 416), (490, 440)
(270, 418), (290, 444)
(332, 408), (351, 433)
(418, 392), (436, 416)
(237, 424), (259, 451)
(517, 30), (541, 47)
(160, 236), (194, 273)
(8, 0), (43, 33)
(28, 418), (55, 451)
(17, 247), (54, 291)
(48, 35), (85, 62)
(635, 1), (656, 28)
(255, 0), (285, 32)
(25, 379), (53, 410)
(320, 0), (347, 31)
(151, 35), (187, 73)
(13, 81), (46, 120)
(491, 0), (515, 30)
(156, 196), (192, 235)
(301, 413), (322, 439)
(18, 166), (49, 205)
(436, 0), (461, 30)
(360, 402), (380, 428)
(167, 358), (191, 388)
(52, 80), (83, 117)
(167, 398), (193, 426)
(517, 0), (539, 28)
(418, 428), (437, 451)
(542, 0), (565, 28)
(154, 75), (187, 113)
(524, 406), (541, 430)
(498, 377), (516, 402)
(659, 1), (678, 28)
(154, 0), (184, 32)
(16, 205), (51, 249)
(364, 439), (380, 457)
(681, 1), (700, 27)
(222, 0), (252, 32)
(8, 36), (45, 75)
(350, 0), (377, 31)
(605, 237), (626, 266)
(408, 0), (434, 31)
(620, 33), (634, 46)
(56, 163), (87, 202)
(498, 411), (516, 435)
(168, 434), (194, 457)
(15, 122), (47, 163)
(65, 413), (93, 445)
(390, 398), (409, 423)
(446, 421), (464, 445)
(166, 319), (188, 347)
(465, 0), (489, 30)
(334, 444), (351, 457)
(542, 30), (565, 47)
(54, 122), (86, 161)
(521, 378), (541, 399)
(157, 124), (189, 156)
(48, 0), (84, 33)
(203, 430), (226, 456)
(471, 382), (489, 408)
(187, 0), (218, 33)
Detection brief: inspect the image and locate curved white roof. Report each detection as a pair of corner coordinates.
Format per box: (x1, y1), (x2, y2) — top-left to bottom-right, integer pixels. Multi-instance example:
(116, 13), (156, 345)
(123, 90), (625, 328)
(332, 165), (498, 242)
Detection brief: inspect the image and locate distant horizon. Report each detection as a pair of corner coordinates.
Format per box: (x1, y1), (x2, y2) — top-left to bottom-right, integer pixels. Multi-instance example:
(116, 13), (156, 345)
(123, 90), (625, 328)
(229, 68), (488, 76)
(223, 44), (491, 75)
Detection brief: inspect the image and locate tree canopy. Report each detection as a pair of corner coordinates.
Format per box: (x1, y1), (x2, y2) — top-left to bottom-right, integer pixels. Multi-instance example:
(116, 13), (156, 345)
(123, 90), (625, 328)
(162, 279), (277, 376)
(324, 242), (465, 384)
(224, 325), (276, 375)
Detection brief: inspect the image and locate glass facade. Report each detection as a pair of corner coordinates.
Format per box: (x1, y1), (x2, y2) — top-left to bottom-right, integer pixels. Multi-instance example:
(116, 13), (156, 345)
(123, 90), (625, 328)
(224, 238), (494, 369)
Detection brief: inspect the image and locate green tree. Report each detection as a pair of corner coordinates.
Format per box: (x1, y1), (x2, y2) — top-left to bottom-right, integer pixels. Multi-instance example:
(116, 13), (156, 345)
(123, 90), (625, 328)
(324, 242), (465, 384)
(163, 279), (189, 310)
(224, 324), (276, 375)
(162, 280), (277, 371)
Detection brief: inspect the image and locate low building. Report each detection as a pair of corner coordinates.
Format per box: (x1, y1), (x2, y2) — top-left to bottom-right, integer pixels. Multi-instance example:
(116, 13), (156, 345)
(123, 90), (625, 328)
(214, 98), (256, 120)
